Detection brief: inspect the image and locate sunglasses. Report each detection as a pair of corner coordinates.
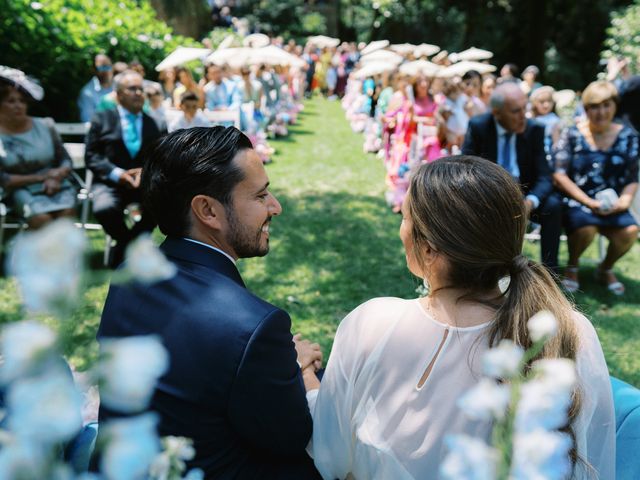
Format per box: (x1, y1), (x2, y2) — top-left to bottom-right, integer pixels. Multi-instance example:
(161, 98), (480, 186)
(96, 65), (113, 72)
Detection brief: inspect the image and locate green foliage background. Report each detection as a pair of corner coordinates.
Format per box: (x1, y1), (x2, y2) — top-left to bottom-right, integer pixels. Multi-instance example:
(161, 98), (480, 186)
(602, 0), (640, 73)
(0, 0), (198, 120)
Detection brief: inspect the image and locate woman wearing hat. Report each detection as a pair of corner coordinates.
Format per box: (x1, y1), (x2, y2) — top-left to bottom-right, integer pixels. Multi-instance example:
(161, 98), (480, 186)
(554, 80), (638, 295)
(0, 68), (76, 228)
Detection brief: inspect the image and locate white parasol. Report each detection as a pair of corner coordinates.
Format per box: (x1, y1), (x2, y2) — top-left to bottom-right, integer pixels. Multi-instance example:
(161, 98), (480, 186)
(155, 47), (211, 72)
(414, 43), (440, 58)
(454, 46), (494, 62)
(399, 60), (442, 77)
(360, 40), (390, 56)
(243, 33), (270, 48)
(353, 61), (397, 79)
(207, 46), (305, 68)
(390, 43), (417, 56)
(217, 35), (237, 50)
(437, 60), (496, 77)
(308, 35), (341, 48)
(360, 49), (403, 66)
(0, 66), (44, 100)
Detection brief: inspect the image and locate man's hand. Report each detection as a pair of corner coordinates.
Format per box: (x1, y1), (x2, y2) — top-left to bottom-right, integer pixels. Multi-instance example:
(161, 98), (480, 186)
(293, 333), (323, 372)
(127, 168), (142, 188)
(43, 177), (61, 196)
(524, 199), (534, 217)
(118, 168), (142, 189)
(47, 166), (71, 181)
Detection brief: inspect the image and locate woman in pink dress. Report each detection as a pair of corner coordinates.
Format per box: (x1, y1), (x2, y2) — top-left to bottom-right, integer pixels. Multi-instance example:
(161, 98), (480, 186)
(411, 76), (441, 163)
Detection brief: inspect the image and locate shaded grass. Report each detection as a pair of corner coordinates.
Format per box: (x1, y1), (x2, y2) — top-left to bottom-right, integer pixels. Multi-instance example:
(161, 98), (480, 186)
(0, 96), (637, 386)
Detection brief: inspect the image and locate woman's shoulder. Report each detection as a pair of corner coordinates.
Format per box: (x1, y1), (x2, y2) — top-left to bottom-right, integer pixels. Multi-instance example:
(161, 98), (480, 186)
(339, 297), (416, 336)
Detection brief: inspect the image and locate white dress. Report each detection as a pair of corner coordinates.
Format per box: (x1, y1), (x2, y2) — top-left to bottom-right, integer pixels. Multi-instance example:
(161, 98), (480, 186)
(308, 297), (615, 480)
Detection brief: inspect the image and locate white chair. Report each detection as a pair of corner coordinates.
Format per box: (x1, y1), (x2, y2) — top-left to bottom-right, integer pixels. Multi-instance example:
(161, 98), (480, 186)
(203, 109), (241, 128)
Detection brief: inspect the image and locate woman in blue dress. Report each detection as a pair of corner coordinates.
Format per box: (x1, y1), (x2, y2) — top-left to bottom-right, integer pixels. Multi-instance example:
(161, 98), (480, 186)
(554, 81), (638, 295)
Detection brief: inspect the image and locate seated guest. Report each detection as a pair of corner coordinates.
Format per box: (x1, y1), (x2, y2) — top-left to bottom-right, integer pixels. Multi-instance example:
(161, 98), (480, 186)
(462, 82), (562, 272)
(0, 75), (76, 228)
(480, 74), (496, 107)
(530, 86), (562, 167)
(173, 67), (204, 109)
(553, 80), (639, 295)
(308, 156), (615, 479)
(168, 92), (211, 132)
(144, 83), (167, 131)
(203, 64), (241, 111)
(461, 69), (487, 117)
(77, 54), (114, 122)
(520, 65), (543, 96)
(85, 70), (164, 267)
(94, 126), (323, 479)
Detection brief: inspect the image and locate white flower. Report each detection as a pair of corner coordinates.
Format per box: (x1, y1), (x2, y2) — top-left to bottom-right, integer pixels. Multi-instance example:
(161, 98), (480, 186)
(124, 235), (176, 284)
(9, 219), (86, 313)
(511, 429), (573, 480)
(110, 37), (118, 46)
(7, 368), (83, 443)
(440, 434), (498, 480)
(97, 335), (169, 412)
(163, 436), (196, 461)
(0, 321), (57, 383)
(149, 452), (171, 480)
(0, 437), (47, 478)
(101, 413), (160, 480)
(457, 378), (511, 421)
(515, 363), (575, 434)
(30, 2), (43, 9)
(527, 311), (558, 342)
(150, 436), (196, 479)
(184, 469), (205, 480)
(482, 339), (524, 379)
(533, 358), (577, 390)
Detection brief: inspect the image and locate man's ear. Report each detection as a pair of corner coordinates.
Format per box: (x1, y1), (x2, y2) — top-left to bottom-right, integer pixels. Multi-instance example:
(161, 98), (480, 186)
(190, 195), (226, 231)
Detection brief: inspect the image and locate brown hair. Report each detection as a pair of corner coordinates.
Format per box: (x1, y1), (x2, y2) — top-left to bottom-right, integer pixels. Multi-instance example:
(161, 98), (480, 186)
(0, 83), (29, 104)
(406, 156), (581, 464)
(412, 75), (432, 100)
(582, 80), (618, 109)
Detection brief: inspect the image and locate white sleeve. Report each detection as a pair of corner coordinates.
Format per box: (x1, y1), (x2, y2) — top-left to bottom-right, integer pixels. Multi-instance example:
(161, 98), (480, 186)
(572, 313), (616, 479)
(307, 308), (360, 480)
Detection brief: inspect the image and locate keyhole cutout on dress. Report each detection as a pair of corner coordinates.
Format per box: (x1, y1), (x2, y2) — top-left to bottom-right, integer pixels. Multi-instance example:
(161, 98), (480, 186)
(416, 328), (449, 389)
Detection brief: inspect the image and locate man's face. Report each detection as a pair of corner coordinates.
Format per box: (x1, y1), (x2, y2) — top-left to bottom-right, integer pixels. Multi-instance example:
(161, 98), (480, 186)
(95, 56), (113, 83)
(493, 90), (527, 134)
(117, 73), (145, 114)
(208, 66), (223, 84)
(223, 150), (282, 259)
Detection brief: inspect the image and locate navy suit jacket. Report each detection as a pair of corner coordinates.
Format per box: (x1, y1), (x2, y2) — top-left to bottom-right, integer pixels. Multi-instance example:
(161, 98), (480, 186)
(462, 113), (553, 202)
(85, 108), (164, 184)
(96, 238), (321, 479)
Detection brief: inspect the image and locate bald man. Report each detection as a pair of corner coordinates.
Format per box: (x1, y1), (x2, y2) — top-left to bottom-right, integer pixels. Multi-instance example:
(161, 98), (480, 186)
(462, 82), (562, 272)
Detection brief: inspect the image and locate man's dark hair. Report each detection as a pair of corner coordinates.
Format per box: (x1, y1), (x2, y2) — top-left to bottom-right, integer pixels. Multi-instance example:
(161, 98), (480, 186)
(141, 126), (252, 237)
(180, 91), (199, 104)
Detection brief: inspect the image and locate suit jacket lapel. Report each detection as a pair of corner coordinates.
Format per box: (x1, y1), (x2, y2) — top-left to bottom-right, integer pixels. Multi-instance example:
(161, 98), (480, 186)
(110, 108), (132, 162)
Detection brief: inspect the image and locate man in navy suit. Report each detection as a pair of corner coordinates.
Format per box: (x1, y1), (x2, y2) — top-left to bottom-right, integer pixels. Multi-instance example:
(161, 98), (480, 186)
(85, 70), (164, 267)
(96, 126), (323, 479)
(462, 82), (562, 272)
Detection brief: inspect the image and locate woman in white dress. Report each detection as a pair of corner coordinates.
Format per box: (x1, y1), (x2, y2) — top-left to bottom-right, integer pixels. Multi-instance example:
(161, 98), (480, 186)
(306, 156), (615, 479)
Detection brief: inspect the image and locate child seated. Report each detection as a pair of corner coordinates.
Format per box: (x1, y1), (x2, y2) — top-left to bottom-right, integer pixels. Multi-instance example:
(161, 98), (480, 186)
(168, 92), (211, 132)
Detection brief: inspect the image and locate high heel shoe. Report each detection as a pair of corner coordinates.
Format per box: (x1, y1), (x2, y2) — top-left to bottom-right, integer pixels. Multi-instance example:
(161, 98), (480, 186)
(561, 266), (580, 293)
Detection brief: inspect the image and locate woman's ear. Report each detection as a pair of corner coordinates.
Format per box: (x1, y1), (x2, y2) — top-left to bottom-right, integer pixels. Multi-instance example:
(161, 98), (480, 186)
(190, 195), (226, 231)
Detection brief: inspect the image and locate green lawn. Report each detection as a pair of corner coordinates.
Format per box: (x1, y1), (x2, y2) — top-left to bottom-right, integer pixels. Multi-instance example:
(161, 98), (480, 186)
(1, 96), (638, 385)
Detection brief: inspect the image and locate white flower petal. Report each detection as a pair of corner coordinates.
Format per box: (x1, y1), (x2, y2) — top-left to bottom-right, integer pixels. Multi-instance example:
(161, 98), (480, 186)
(527, 311), (558, 342)
(482, 339), (524, 379)
(457, 378), (510, 421)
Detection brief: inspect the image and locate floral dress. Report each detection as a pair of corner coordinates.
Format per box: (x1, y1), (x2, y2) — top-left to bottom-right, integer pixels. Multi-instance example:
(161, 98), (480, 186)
(553, 125), (639, 233)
